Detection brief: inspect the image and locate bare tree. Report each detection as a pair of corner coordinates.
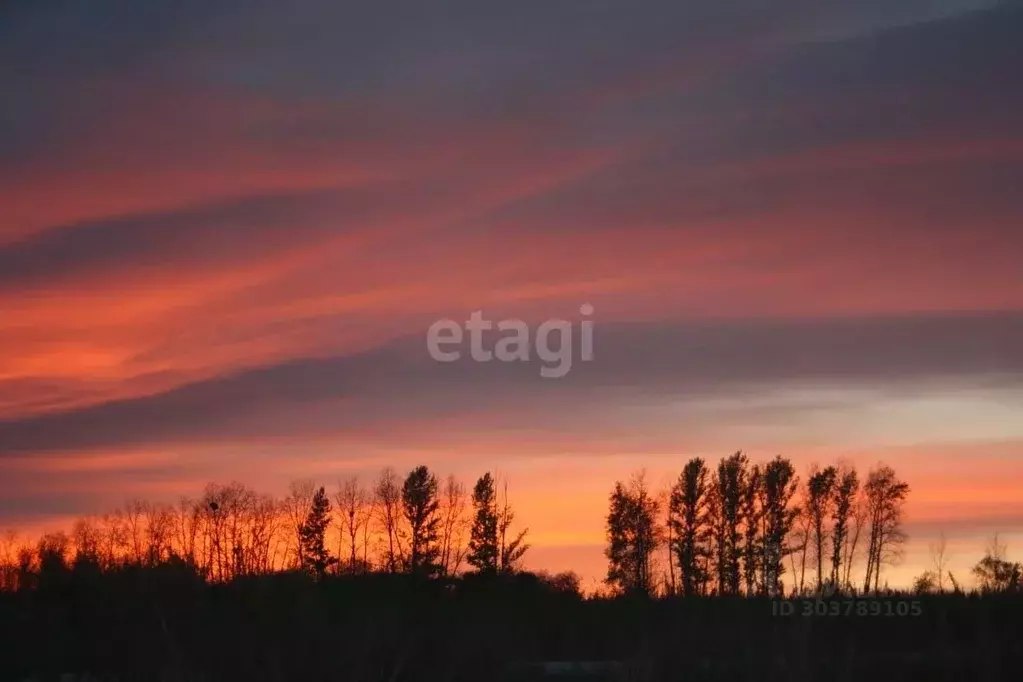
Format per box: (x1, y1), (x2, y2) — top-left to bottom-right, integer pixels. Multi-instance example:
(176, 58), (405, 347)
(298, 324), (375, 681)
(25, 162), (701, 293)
(98, 511), (127, 569)
(844, 490), (869, 589)
(497, 475), (530, 574)
(335, 476), (371, 573)
(929, 531), (950, 592)
(360, 493), (376, 569)
(283, 479), (316, 570)
(439, 474), (470, 577)
(123, 499), (148, 564)
(193, 482), (281, 580)
(789, 503), (811, 595)
(246, 491), (283, 575)
(269, 498), (292, 572)
(375, 467), (405, 573)
(171, 496), (201, 566)
(71, 517), (102, 565)
(662, 480), (677, 596)
(144, 503), (173, 566)
(201, 484), (229, 580)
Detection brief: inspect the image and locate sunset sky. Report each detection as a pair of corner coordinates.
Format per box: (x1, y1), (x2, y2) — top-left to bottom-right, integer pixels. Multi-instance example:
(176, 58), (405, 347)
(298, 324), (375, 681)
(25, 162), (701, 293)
(2, 0), (1022, 590)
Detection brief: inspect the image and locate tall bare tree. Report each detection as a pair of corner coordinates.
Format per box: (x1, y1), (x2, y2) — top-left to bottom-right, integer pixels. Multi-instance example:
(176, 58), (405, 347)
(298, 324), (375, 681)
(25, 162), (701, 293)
(144, 503), (173, 566)
(360, 493), (376, 569)
(789, 501), (811, 595)
(497, 476), (530, 574)
(439, 474), (470, 576)
(283, 479), (316, 569)
(930, 531), (950, 592)
(70, 517), (102, 565)
(844, 489), (869, 589)
(245, 491), (282, 575)
(194, 482), (280, 580)
(123, 499), (148, 564)
(171, 496), (201, 567)
(98, 511), (127, 569)
(663, 481), (677, 596)
(375, 467), (405, 573)
(335, 476), (371, 573)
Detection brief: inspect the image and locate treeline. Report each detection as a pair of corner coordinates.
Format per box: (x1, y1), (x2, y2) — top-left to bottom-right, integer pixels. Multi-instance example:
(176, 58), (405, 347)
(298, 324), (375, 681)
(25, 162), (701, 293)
(605, 453), (1023, 598)
(2, 455), (1020, 597)
(604, 455), (911, 597)
(1, 456), (1022, 680)
(0, 466), (541, 592)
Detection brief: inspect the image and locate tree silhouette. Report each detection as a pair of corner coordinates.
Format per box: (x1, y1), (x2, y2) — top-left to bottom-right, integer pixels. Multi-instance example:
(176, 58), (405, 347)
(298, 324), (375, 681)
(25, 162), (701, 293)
(335, 476), (371, 573)
(36, 532), (70, 590)
(844, 485), (869, 589)
(710, 452), (747, 596)
(375, 467), (405, 573)
(760, 456), (799, 596)
(284, 479), (316, 569)
(0, 454), (933, 606)
(806, 465), (837, 590)
(0, 531), (19, 591)
(402, 465), (442, 576)
(497, 476), (530, 574)
(20, 450), (1023, 682)
(863, 464), (909, 593)
(605, 471), (659, 596)
(830, 465), (859, 589)
(972, 533), (1022, 593)
(929, 531), (950, 593)
(912, 569), (939, 594)
(299, 486), (335, 579)
(668, 458), (712, 597)
(467, 472), (500, 574)
(439, 474), (470, 576)
(790, 492), (811, 594)
(741, 463), (763, 596)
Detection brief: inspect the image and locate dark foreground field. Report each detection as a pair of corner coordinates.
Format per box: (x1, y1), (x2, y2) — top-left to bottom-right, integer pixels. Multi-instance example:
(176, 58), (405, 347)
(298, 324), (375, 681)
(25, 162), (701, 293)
(2, 566), (1021, 682)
